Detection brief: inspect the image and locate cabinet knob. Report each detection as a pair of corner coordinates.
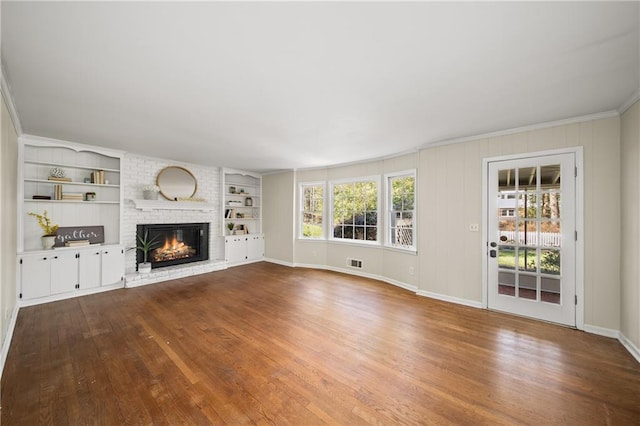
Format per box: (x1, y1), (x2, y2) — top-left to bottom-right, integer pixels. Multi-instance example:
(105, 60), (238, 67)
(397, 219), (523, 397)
(104, 251), (108, 254)
(53, 256), (58, 259)
(42, 257), (47, 260)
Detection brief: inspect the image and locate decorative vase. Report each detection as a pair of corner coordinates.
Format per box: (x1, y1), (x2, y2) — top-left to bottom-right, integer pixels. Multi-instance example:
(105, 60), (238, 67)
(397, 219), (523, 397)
(41, 235), (56, 250)
(138, 262), (152, 274)
(143, 190), (158, 200)
(245, 197), (253, 206)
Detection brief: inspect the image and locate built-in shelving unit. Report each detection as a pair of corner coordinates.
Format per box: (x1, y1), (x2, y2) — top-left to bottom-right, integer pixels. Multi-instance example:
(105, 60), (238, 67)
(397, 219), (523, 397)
(222, 168), (262, 236)
(221, 168), (264, 265)
(19, 136), (124, 252)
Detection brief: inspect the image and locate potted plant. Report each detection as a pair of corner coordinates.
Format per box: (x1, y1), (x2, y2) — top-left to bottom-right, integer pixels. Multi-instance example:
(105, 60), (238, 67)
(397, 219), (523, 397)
(134, 230), (160, 273)
(85, 191), (96, 201)
(142, 184), (160, 200)
(227, 222), (235, 235)
(28, 210), (59, 249)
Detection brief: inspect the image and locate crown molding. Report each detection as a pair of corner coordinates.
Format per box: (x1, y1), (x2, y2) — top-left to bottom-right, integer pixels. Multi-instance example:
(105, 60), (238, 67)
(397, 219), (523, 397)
(422, 110), (620, 150)
(618, 89), (640, 115)
(1, 65), (23, 136)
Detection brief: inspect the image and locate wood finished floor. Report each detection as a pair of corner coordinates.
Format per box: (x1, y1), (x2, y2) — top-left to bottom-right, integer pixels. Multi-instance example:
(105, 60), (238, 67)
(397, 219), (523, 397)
(2, 262), (639, 425)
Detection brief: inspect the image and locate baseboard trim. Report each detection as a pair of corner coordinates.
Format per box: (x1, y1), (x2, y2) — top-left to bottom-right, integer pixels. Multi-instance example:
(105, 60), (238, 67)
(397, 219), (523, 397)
(267, 260), (419, 293)
(415, 290), (484, 309)
(0, 305), (20, 379)
(618, 332), (640, 364)
(263, 257), (295, 268)
(583, 324), (620, 339)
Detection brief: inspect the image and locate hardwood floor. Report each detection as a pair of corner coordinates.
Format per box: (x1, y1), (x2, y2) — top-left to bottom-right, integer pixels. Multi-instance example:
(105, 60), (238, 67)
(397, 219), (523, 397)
(2, 262), (639, 425)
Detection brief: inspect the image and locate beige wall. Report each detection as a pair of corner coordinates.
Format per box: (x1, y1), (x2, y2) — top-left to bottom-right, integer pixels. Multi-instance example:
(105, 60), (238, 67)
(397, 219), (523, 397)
(264, 117), (623, 331)
(263, 171), (295, 264)
(1, 88), (18, 354)
(290, 153), (419, 288)
(420, 117), (621, 329)
(621, 101), (640, 349)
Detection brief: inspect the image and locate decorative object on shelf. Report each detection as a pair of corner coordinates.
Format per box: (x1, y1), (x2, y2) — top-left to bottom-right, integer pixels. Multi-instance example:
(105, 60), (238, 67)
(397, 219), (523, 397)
(175, 196), (206, 202)
(84, 177), (91, 183)
(142, 184), (160, 200)
(229, 186), (236, 194)
(131, 230), (160, 274)
(49, 167), (66, 178)
(245, 197), (253, 207)
(156, 166), (197, 201)
(54, 225), (105, 248)
(85, 192), (96, 201)
(28, 210), (59, 249)
(239, 188), (245, 194)
(227, 222), (235, 235)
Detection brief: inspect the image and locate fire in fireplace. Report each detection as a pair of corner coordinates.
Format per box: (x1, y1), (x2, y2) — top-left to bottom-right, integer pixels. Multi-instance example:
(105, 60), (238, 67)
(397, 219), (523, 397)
(136, 223), (209, 269)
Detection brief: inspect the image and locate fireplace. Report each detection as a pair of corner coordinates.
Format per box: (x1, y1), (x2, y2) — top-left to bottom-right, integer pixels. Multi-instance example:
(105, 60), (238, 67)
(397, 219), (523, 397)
(136, 223), (209, 269)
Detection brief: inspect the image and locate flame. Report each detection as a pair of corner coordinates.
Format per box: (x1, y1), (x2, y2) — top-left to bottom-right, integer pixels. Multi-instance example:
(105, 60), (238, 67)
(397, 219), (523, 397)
(161, 235), (185, 251)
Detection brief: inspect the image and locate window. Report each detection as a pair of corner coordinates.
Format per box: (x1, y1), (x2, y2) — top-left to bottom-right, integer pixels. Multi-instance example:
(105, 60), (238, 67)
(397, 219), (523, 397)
(331, 178), (379, 242)
(387, 171), (416, 250)
(300, 183), (324, 239)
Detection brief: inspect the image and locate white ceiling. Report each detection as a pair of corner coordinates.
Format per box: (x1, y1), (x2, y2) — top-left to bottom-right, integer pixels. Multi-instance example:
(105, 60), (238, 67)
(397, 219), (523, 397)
(2, 2), (639, 173)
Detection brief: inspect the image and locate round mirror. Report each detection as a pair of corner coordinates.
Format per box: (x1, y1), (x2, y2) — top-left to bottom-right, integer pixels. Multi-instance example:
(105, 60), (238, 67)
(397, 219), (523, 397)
(156, 166), (197, 201)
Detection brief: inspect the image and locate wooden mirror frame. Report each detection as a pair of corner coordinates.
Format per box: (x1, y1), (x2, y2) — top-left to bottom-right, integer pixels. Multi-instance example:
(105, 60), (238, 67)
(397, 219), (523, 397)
(156, 166), (198, 201)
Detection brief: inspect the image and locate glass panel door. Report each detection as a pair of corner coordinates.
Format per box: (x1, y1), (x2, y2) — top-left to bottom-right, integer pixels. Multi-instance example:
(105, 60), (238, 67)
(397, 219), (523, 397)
(487, 153), (575, 326)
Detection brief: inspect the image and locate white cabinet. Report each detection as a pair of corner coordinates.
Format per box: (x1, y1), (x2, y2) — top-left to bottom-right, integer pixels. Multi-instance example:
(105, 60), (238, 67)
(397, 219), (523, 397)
(225, 234), (264, 265)
(50, 251), (80, 294)
(100, 248), (125, 285)
(247, 234), (265, 260)
(19, 245), (125, 302)
(19, 255), (51, 299)
(79, 250), (102, 289)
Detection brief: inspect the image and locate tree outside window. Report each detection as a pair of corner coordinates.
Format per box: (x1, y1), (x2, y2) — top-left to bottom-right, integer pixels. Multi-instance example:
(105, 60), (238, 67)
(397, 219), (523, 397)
(300, 184), (324, 238)
(388, 173), (415, 250)
(332, 180), (378, 242)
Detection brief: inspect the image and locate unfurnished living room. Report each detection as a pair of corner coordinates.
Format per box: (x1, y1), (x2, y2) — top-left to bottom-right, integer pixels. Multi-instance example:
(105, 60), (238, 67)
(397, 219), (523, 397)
(0, 1), (639, 424)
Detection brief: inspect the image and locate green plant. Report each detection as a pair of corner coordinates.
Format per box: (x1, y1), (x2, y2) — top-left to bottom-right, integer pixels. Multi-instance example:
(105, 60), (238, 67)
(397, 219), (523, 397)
(28, 210), (58, 236)
(134, 231), (160, 263)
(227, 222), (235, 231)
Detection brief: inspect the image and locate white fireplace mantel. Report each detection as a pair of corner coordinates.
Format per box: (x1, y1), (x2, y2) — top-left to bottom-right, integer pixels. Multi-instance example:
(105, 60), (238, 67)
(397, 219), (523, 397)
(129, 199), (217, 212)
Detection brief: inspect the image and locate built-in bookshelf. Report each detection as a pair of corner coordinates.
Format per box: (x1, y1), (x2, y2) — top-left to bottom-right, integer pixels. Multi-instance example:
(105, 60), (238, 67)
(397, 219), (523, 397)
(221, 168), (262, 236)
(19, 136), (124, 252)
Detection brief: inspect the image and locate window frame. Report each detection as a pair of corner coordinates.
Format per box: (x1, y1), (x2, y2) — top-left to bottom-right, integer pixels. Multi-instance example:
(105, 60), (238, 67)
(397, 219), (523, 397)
(328, 175), (381, 246)
(298, 181), (326, 240)
(384, 169), (417, 252)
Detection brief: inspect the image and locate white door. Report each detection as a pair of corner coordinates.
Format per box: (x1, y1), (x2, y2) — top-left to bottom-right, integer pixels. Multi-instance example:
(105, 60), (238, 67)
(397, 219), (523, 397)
(50, 251), (79, 295)
(79, 250), (102, 289)
(101, 248), (124, 286)
(20, 254), (51, 299)
(487, 153), (576, 326)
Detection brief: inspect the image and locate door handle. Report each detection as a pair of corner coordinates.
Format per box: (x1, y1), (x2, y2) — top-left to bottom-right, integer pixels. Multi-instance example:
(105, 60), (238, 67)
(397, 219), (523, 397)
(489, 250), (497, 258)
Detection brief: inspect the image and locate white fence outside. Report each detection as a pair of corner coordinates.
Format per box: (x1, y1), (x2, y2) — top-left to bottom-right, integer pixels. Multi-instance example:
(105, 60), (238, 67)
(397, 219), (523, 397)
(499, 231), (561, 247)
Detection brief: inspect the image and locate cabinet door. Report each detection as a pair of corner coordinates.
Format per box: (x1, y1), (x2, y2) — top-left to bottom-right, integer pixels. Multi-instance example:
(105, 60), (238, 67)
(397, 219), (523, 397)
(50, 252), (79, 295)
(79, 250), (102, 289)
(226, 237), (248, 264)
(101, 248), (124, 286)
(20, 255), (51, 299)
(247, 235), (264, 261)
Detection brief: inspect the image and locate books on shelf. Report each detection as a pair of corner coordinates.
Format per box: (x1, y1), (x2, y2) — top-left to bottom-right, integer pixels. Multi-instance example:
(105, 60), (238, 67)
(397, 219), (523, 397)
(53, 184), (62, 200)
(64, 239), (90, 247)
(62, 192), (84, 201)
(91, 170), (105, 184)
(48, 176), (72, 182)
(32, 195), (52, 200)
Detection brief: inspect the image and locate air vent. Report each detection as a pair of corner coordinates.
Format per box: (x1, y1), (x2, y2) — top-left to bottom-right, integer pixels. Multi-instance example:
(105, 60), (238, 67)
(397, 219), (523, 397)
(347, 258), (363, 269)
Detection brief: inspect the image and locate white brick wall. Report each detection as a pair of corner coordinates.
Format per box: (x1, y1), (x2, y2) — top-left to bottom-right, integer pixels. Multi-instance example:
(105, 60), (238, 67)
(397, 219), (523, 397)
(122, 153), (223, 274)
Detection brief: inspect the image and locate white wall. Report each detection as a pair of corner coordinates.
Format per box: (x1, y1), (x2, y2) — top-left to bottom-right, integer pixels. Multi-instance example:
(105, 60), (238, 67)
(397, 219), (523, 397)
(121, 154), (222, 273)
(621, 100), (640, 351)
(1, 86), (18, 367)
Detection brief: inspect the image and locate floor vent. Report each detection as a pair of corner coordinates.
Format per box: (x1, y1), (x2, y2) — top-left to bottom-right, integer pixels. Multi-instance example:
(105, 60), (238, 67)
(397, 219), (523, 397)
(347, 258), (363, 269)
